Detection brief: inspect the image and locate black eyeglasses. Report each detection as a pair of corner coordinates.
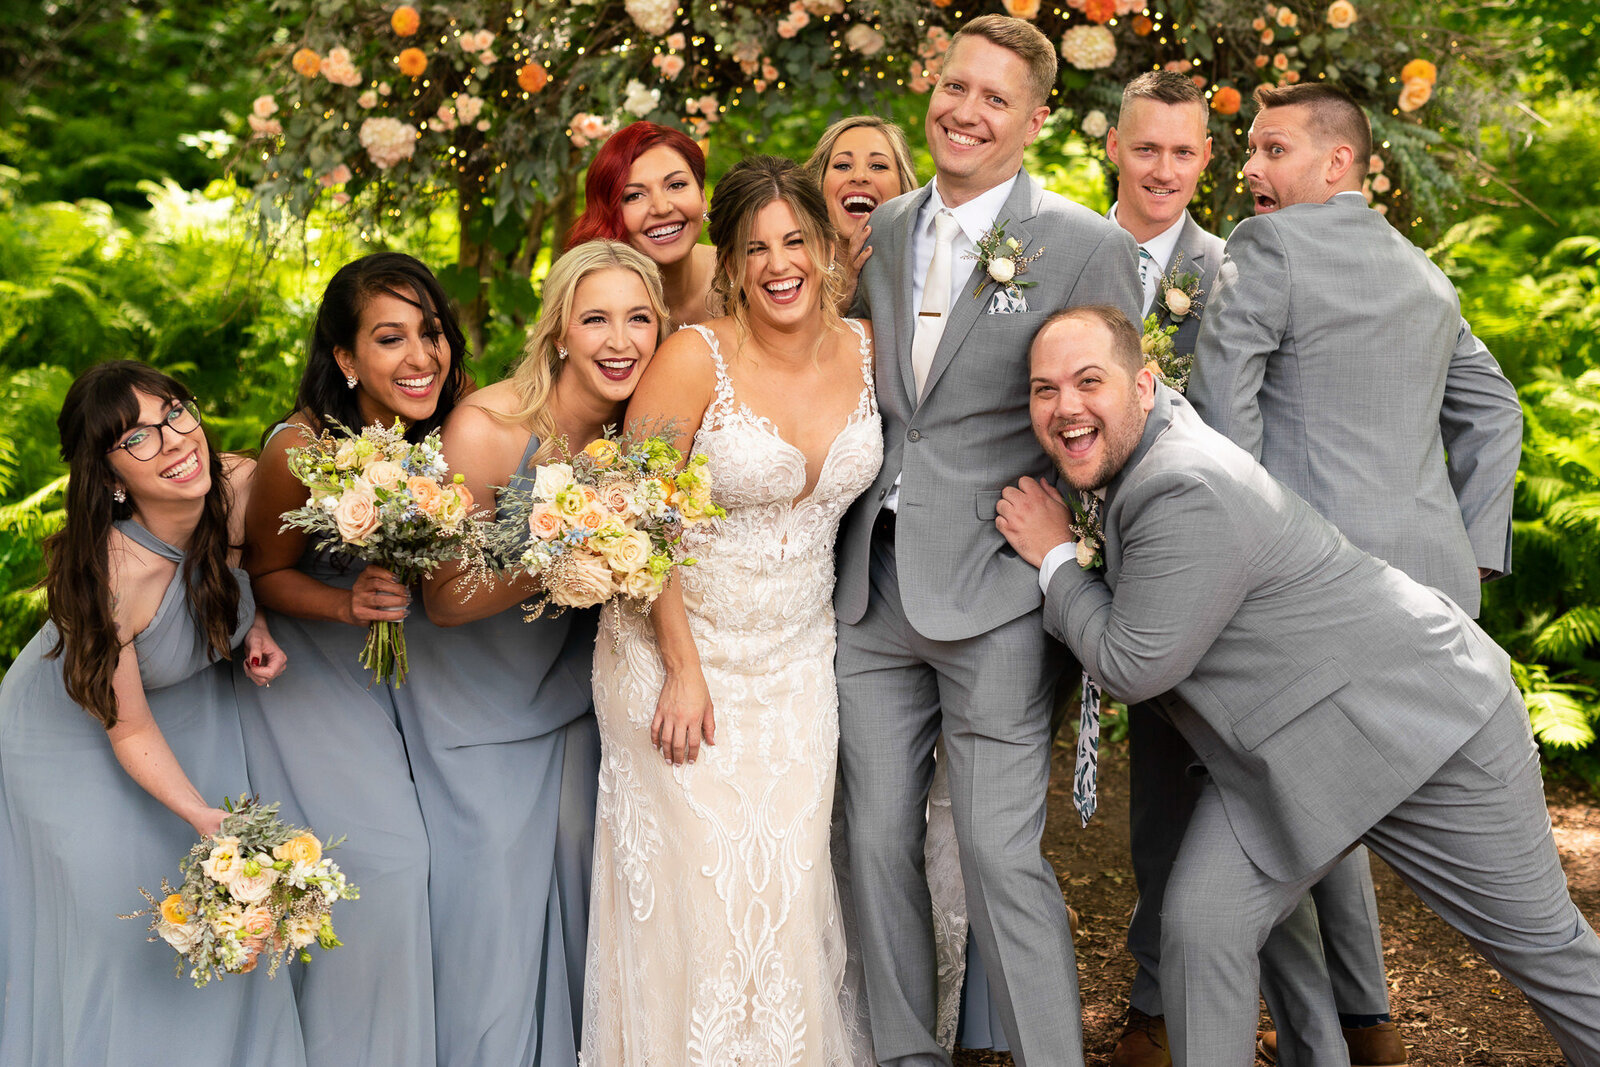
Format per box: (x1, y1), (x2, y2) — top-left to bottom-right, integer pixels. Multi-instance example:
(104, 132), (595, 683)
(108, 400), (203, 461)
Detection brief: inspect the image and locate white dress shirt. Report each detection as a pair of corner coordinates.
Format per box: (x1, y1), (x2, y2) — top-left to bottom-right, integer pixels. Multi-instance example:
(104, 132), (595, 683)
(1109, 203), (1186, 318)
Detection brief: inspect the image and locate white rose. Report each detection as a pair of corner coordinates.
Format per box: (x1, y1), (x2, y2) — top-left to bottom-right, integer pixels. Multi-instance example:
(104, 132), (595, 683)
(1165, 289), (1192, 318)
(988, 257), (1017, 284)
(200, 836), (243, 882)
(622, 80), (660, 118)
(550, 550), (617, 608)
(1076, 540), (1097, 568)
(532, 462), (574, 502)
(228, 866), (280, 904)
(844, 23), (886, 56)
(158, 920), (203, 953)
(1081, 109), (1109, 139)
(601, 529), (653, 575)
(622, 567), (665, 601)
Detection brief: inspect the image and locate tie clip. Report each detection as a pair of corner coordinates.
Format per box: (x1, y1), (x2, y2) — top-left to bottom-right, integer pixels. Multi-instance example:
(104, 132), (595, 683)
(918, 311), (943, 317)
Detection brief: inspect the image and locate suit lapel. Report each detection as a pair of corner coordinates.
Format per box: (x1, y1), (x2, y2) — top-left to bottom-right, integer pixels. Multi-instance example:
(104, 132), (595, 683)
(893, 186), (934, 408)
(916, 171), (1039, 407)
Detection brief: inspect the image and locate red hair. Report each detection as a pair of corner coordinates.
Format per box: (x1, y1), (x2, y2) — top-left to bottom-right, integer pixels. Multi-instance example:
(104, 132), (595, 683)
(565, 122), (707, 250)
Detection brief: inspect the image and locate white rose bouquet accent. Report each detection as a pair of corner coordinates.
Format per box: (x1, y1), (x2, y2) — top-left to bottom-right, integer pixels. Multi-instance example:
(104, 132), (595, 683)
(124, 796), (358, 989)
(965, 219), (1045, 302)
(280, 419), (492, 686)
(488, 427), (726, 623)
(1154, 252), (1205, 324)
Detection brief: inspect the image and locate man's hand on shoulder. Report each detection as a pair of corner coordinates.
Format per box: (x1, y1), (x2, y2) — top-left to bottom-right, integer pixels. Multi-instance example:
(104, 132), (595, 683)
(996, 476), (1072, 568)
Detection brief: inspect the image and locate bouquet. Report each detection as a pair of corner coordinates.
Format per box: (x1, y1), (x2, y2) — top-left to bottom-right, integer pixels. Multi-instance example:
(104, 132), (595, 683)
(126, 797), (358, 988)
(489, 429), (725, 620)
(280, 419), (490, 685)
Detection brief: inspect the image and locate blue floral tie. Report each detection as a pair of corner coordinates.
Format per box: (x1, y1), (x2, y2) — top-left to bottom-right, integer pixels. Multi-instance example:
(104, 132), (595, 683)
(1074, 672), (1102, 827)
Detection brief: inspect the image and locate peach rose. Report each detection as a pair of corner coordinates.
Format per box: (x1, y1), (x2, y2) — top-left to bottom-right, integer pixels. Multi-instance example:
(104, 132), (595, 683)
(240, 904), (276, 939)
(575, 503), (610, 534)
(1325, 0), (1357, 29)
(1210, 86), (1242, 116)
(657, 53), (685, 80)
(599, 481), (639, 518)
(550, 550), (616, 608)
(391, 5), (420, 35)
(528, 503), (564, 541)
(292, 48), (322, 78)
(1283, 69), (1301, 83)
(228, 865), (280, 904)
(398, 47), (428, 77)
(1400, 58), (1437, 85)
(517, 63), (548, 93)
(1369, 154), (1385, 174)
(1397, 78), (1432, 112)
(1276, 7), (1298, 26)
(273, 833), (323, 867)
(334, 479), (381, 543)
(1273, 53), (1290, 70)
(363, 458), (404, 491)
(406, 475), (444, 516)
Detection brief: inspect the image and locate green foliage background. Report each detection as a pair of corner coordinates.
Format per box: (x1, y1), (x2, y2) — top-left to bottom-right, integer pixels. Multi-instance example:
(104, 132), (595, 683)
(2, 1), (1598, 786)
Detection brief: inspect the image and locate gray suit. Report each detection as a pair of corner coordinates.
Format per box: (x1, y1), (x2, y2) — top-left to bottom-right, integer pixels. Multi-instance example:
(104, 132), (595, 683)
(1111, 208), (1228, 1020)
(836, 171), (1139, 1065)
(1188, 192), (1523, 1023)
(1045, 387), (1600, 1066)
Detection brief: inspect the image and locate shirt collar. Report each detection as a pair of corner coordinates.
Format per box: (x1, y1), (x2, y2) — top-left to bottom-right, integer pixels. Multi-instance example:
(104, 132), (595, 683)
(923, 172), (1021, 245)
(1110, 203), (1187, 271)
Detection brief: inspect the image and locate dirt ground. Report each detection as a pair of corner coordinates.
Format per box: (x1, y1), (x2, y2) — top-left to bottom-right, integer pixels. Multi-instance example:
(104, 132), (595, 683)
(953, 735), (1600, 1066)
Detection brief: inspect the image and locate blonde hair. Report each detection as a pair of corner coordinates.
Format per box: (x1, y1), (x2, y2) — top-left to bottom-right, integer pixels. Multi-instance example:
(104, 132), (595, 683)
(504, 239), (669, 462)
(707, 156), (845, 351)
(803, 115), (919, 198)
(950, 13), (1058, 106)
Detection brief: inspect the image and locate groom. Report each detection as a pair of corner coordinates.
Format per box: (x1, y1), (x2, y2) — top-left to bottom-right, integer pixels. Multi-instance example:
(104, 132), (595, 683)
(835, 13), (1140, 1065)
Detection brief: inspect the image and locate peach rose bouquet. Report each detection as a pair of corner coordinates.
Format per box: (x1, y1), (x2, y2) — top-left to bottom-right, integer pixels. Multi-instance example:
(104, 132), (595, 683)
(126, 796), (357, 988)
(281, 419), (491, 685)
(489, 428), (725, 621)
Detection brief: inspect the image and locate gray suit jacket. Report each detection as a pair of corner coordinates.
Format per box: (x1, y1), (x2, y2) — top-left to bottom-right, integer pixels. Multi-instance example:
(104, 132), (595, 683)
(1044, 386), (1514, 881)
(1187, 195), (1521, 616)
(837, 171), (1141, 640)
(1159, 212), (1224, 358)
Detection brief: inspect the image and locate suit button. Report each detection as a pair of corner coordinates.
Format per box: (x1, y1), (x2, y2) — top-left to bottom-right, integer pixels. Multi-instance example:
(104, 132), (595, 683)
(878, 488), (887, 500)
(907, 429), (921, 442)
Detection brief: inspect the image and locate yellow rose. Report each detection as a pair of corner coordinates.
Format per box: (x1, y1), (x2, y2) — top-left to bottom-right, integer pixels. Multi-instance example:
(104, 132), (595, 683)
(363, 458), (405, 491)
(601, 529), (653, 575)
(333, 478), (381, 543)
(273, 832), (323, 867)
(584, 438), (622, 468)
(622, 567), (664, 601)
(1325, 0), (1357, 29)
(1397, 78), (1432, 112)
(160, 893), (192, 926)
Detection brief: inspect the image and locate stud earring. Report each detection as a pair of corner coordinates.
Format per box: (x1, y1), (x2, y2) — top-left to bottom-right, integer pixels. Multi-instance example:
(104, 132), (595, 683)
(557, 346), (569, 361)
(702, 211), (710, 222)
(345, 373), (358, 389)
(112, 487), (126, 504)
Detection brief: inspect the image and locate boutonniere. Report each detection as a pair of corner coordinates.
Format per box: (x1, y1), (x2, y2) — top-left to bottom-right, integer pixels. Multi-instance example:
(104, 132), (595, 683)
(1155, 252), (1204, 321)
(1141, 313), (1194, 393)
(965, 219), (1045, 301)
(1067, 489), (1104, 569)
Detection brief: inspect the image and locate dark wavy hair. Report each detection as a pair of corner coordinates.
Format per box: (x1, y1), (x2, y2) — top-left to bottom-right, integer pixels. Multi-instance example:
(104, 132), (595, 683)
(565, 121), (708, 250)
(275, 252), (470, 445)
(45, 361), (240, 729)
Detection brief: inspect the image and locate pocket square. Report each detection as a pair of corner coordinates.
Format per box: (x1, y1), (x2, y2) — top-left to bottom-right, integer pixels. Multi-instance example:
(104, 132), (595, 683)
(986, 287), (1029, 314)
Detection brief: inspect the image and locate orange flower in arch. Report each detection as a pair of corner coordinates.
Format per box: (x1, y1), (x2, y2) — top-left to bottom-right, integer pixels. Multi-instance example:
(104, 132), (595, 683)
(398, 47), (428, 77)
(292, 48), (322, 78)
(1210, 86), (1242, 116)
(391, 5), (421, 36)
(1083, 0), (1117, 23)
(517, 63), (549, 93)
(1002, 0), (1041, 17)
(1132, 15), (1154, 35)
(1400, 58), (1437, 85)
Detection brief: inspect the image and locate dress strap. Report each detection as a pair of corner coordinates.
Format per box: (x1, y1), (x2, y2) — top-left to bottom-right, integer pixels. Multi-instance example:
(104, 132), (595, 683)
(844, 318), (877, 416)
(683, 322), (736, 422)
(264, 421), (295, 445)
(113, 519), (184, 563)
(507, 432), (543, 492)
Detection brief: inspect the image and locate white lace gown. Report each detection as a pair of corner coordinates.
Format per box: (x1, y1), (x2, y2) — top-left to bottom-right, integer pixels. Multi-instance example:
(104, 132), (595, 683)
(584, 322), (881, 1066)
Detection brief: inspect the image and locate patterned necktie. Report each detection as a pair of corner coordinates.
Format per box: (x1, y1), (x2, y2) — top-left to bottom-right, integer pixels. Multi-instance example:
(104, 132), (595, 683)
(1074, 672), (1102, 827)
(1137, 245), (1154, 285)
(912, 210), (962, 399)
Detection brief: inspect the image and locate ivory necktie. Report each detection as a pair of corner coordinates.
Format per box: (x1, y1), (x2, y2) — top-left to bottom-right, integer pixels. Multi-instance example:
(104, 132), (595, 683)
(912, 210), (962, 399)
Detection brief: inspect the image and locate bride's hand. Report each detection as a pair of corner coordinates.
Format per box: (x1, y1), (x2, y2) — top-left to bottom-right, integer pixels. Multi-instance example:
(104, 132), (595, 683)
(651, 668), (716, 766)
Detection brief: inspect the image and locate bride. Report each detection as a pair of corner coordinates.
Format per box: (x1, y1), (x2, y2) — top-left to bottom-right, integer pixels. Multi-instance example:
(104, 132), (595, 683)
(582, 155), (879, 1064)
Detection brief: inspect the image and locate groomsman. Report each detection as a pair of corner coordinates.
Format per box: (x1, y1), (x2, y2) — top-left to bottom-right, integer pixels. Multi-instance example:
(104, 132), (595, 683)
(1188, 83), (1523, 1065)
(1101, 70), (1237, 1067)
(835, 13), (1140, 1065)
(997, 305), (1600, 1067)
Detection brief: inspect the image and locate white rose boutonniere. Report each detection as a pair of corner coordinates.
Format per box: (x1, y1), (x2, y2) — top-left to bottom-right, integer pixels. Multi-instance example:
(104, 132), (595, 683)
(1155, 252), (1204, 322)
(966, 220), (1045, 302)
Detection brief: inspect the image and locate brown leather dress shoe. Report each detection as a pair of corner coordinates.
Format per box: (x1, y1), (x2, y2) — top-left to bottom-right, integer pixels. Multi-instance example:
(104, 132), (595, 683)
(1257, 1023), (1407, 1065)
(1110, 1009), (1171, 1067)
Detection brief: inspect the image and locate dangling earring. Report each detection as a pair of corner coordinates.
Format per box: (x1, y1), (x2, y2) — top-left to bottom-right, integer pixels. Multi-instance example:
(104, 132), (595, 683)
(557, 345), (569, 361)
(112, 487), (127, 504)
(345, 373), (359, 389)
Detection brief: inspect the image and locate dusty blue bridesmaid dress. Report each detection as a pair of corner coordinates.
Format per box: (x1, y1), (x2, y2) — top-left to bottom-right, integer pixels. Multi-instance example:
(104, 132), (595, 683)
(233, 427), (435, 1067)
(0, 519), (305, 1067)
(393, 432), (600, 1067)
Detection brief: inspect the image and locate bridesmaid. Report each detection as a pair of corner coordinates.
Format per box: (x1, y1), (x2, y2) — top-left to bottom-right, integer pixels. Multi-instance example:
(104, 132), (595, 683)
(406, 239), (667, 1065)
(566, 121), (716, 327)
(0, 361), (302, 1066)
(236, 252), (469, 1067)
(804, 115), (919, 307)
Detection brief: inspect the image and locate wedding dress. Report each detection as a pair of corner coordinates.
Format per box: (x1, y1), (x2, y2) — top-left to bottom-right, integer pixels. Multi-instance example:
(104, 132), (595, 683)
(583, 321), (882, 1065)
